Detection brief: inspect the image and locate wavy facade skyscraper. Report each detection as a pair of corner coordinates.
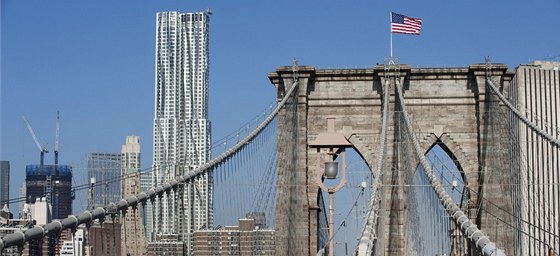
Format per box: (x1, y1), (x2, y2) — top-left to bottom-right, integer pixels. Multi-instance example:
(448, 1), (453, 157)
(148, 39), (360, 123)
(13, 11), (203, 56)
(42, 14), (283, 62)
(151, 11), (212, 253)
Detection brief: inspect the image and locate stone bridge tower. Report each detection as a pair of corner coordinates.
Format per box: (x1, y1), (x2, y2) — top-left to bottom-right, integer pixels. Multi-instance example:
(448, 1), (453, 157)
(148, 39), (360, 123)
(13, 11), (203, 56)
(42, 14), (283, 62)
(269, 64), (515, 255)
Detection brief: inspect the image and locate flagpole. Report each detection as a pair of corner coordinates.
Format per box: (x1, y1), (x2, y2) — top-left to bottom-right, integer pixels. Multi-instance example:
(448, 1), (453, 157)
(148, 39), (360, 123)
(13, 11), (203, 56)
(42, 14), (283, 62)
(390, 12), (393, 58)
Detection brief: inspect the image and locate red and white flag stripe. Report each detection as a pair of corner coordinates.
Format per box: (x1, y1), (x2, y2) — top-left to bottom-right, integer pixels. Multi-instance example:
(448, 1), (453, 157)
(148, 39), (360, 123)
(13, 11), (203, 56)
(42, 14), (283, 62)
(391, 12), (422, 35)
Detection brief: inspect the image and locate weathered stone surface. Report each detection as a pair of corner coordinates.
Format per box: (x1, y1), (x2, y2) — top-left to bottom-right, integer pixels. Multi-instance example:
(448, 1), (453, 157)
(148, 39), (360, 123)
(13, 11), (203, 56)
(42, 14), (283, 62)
(269, 64), (515, 256)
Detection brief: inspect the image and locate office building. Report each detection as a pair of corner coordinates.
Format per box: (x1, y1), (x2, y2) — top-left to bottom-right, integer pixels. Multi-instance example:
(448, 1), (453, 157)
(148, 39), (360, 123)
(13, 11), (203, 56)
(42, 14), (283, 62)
(27, 197), (51, 225)
(0, 161), (9, 207)
(509, 61), (560, 255)
(25, 164), (72, 220)
(120, 136), (146, 256)
(18, 183), (25, 218)
(31, 197), (58, 255)
(152, 10), (212, 252)
(87, 152), (121, 208)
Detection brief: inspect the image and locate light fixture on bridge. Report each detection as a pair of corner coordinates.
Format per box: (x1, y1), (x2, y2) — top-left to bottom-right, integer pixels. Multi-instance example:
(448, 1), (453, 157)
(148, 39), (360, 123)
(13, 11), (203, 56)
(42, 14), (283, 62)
(309, 117), (352, 256)
(324, 161), (339, 179)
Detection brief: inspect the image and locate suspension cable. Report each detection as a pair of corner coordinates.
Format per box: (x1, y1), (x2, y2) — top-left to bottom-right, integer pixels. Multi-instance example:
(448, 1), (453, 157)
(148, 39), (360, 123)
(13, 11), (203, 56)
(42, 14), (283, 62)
(395, 78), (505, 256)
(357, 78), (390, 255)
(430, 145), (560, 244)
(487, 79), (560, 147)
(0, 79), (300, 252)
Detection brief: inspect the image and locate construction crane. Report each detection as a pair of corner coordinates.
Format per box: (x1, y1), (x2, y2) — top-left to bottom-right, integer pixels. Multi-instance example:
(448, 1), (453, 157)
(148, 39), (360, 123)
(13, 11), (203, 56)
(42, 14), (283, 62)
(55, 111), (60, 165)
(22, 116), (49, 166)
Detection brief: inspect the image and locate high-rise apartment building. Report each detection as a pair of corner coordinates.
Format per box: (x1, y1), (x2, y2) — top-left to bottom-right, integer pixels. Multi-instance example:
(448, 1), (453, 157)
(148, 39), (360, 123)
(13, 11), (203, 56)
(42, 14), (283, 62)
(120, 136), (146, 256)
(0, 161), (9, 207)
(192, 217), (276, 255)
(140, 171), (153, 241)
(146, 234), (184, 256)
(87, 152), (121, 208)
(152, 10), (212, 252)
(58, 227), (85, 256)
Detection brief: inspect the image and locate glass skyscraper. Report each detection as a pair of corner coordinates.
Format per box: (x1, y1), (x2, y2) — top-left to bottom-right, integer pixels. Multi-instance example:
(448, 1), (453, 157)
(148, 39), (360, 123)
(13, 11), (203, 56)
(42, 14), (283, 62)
(151, 11), (212, 251)
(0, 161), (9, 207)
(87, 152), (121, 208)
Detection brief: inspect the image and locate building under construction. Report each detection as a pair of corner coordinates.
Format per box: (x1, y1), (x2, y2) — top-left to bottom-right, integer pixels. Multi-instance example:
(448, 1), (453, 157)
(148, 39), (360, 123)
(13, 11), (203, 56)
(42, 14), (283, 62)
(23, 112), (73, 220)
(25, 164), (72, 220)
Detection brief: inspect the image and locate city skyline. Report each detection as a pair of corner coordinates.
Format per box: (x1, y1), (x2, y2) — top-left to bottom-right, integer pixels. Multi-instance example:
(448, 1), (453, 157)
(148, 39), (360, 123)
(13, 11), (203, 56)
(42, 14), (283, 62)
(2, 0), (560, 217)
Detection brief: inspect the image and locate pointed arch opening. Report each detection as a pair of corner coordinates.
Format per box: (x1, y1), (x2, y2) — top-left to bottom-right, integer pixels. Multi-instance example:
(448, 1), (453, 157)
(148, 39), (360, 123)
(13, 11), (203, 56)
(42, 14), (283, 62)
(423, 143), (468, 207)
(405, 143), (471, 255)
(317, 146), (372, 256)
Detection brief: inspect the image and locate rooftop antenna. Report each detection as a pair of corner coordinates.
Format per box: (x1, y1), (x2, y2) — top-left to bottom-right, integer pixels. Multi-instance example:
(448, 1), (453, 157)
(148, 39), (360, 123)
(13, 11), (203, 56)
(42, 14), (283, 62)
(22, 116), (49, 166)
(55, 111), (60, 165)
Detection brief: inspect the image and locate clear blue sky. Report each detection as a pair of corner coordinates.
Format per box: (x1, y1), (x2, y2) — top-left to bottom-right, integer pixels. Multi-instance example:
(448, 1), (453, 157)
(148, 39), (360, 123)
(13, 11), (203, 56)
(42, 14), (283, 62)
(1, 0), (559, 247)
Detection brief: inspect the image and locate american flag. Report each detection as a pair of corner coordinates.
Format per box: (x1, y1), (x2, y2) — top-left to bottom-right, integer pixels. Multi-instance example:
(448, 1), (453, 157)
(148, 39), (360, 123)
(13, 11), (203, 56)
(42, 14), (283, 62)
(391, 12), (422, 35)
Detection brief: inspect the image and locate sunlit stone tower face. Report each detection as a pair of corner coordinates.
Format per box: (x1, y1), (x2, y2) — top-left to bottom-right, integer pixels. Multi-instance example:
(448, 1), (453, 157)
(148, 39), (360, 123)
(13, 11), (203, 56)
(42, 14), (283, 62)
(152, 11), (212, 249)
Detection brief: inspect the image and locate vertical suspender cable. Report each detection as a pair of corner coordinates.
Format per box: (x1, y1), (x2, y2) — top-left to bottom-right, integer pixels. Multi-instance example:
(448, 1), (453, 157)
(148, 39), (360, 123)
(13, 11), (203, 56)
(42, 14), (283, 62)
(357, 77), (390, 255)
(395, 78), (505, 256)
(0, 79), (299, 252)
(487, 79), (560, 147)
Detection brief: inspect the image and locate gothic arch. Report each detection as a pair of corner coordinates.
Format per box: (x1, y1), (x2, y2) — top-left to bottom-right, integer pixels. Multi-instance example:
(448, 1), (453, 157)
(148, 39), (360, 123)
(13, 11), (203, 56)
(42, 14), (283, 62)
(419, 133), (477, 193)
